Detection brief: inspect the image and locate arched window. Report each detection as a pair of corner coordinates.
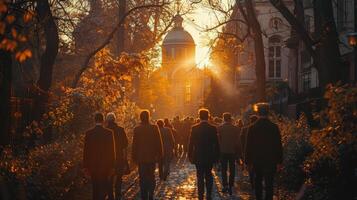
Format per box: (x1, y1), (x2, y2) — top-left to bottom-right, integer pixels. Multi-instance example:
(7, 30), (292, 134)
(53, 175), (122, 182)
(268, 35), (282, 78)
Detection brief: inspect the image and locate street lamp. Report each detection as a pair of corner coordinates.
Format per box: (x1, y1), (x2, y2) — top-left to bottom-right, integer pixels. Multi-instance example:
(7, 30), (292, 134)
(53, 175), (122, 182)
(347, 33), (357, 82)
(347, 33), (357, 47)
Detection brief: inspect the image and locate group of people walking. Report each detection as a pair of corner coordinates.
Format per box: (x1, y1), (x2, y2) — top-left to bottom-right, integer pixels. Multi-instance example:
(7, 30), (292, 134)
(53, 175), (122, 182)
(82, 103), (283, 200)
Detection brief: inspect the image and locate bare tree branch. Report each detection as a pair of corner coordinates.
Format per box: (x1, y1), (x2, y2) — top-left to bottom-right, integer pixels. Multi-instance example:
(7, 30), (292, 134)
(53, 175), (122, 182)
(71, 2), (170, 88)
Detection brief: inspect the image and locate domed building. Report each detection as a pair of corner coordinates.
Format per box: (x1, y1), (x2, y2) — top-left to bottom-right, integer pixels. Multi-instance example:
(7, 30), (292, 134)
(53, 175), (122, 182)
(161, 14), (209, 116)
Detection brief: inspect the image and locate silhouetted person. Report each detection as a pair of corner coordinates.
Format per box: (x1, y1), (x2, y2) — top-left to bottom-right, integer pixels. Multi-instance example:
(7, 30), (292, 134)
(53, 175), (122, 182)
(172, 116), (184, 154)
(217, 112), (241, 194)
(106, 113), (128, 200)
(246, 103), (283, 200)
(236, 119), (244, 129)
(164, 118), (179, 157)
(132, 110), (163, 200)
(241, 115), (258, 190)
(157, 120), (175, 181)
(182, 117), (192, 153)
(83, 112), (115, 200)
(188, 109), (220, 200)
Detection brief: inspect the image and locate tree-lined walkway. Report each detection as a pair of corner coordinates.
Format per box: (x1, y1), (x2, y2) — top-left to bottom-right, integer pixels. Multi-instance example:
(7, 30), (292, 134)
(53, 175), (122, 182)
(76, 153), (255, 200)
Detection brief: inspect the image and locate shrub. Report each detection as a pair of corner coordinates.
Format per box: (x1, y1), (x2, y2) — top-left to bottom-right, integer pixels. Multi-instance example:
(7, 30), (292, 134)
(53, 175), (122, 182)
(302, 84), (357, 200)
(274, 114), (313, 191)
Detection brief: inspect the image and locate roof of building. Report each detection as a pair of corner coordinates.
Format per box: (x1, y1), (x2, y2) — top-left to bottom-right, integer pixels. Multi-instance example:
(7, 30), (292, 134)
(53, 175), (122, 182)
(162, 14), (195, 46)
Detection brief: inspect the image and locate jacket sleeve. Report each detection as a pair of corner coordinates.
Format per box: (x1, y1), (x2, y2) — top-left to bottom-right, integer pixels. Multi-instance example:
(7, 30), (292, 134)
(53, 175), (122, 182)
(212, 127), (220, 162)
(131, 128), (138, 164)
(274, 125), (283, 164)
(188, 127), (195, 163)
(83, 133), (90, 169)
(169, 129), (175, 149)
(154, 125), (164, 160)
(121, 128), (129, 149)
(236, 127), (242, 159)
(245, 127), (253, 164)
(107, 130), (115, 169)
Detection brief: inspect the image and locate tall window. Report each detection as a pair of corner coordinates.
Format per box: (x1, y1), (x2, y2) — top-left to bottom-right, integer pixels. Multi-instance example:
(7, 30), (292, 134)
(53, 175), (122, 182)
(268, 35), (282, 79)
(185, 82), (191, 103)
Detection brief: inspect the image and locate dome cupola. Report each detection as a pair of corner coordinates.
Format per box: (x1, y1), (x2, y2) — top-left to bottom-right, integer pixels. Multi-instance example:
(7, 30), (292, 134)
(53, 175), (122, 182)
(162, 14), (195, 46)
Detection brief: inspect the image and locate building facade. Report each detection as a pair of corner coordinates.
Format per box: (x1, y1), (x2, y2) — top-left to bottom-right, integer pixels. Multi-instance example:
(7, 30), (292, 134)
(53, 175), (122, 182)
(161, 14), (209, 116)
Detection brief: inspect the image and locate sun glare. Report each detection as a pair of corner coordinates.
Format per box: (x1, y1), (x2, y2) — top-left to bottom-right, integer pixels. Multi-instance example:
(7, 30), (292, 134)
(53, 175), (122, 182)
(182, 5), (225, 69)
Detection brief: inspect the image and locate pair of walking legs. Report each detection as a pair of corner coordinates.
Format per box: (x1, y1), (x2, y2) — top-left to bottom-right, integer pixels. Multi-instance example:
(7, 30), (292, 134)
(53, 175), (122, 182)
(138, 163), (156, 200)
(92, 177), (110, 200)
(107, 174), (123, 200)
(159, 157), (171, 180)
(254, 165), (276, 200)
(220, 153), (236, 193)
(195, 164), (213, 200)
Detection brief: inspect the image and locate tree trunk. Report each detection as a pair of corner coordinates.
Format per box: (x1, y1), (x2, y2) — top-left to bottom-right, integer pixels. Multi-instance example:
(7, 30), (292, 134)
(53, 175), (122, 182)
(0, 50), (12, 147)
(118, 0), (126, 54)
(246, 0), (266, 101)
(313, 0), (345, 87)
(32, 0), (59, 121)
(270, 0), (346, 88)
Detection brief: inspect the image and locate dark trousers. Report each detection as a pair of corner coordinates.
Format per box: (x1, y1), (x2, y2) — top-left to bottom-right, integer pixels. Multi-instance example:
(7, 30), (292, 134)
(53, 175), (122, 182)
(195, 163), (213, 200)
(253, 165), (276, 200)
(159, 157), (171, 180)
(92, 176), (110, 200)
(107, 174), (123, 200)
(248, 169), (255, 190)
(220, 153), (236, 188)
(138, 163), (156, 200)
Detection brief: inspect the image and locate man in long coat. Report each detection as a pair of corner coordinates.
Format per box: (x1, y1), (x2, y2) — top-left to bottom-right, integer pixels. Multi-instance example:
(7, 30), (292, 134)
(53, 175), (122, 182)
(83, 113), (115, 200)
(188, 109), (220, 200)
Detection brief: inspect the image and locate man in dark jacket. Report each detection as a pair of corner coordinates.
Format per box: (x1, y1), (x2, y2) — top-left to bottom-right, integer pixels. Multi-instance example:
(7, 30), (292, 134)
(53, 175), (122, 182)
(83, 113), (115, 200)
(217, 112), (241, 194)
(188, 109), (220, 200)
(132, 110), (163, 200)
(106, 112), (128, 200)
(246, 103), (283, 200)
(157, 120), (175, 181)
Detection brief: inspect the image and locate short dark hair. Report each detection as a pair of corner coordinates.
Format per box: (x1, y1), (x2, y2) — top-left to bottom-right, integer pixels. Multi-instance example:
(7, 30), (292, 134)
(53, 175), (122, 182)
(94, 112), (104, 123)
(237, 119), (244, 127)
(256, 103), (270, 116)
(164, 118), (170, 125)
(223, 112), (232, 122)
(156, 119), (164, 127)
(140, 110), (150, 123)
(198, 108), (209, 120)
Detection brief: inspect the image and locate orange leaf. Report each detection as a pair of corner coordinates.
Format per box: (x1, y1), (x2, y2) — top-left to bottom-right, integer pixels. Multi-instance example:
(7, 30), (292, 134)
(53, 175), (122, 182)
(17, 34), (27, 42)
(0, 3), (7, 13)
(23, 11), (33, 23)
(11, 28), (17, 38)
(6, 15), (15, 24)
(15, 49), (32, 62)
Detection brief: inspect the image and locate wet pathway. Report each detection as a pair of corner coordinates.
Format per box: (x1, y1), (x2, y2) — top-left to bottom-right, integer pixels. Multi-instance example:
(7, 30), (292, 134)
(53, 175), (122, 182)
(76, 153), (255, 200)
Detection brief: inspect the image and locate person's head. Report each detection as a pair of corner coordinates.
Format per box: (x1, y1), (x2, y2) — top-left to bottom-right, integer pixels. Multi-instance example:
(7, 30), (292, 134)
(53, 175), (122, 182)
(164, 118), (170, 126)
(198, 108), (209, 121)
(94, 112), (104, 124)
(237, 119), (244, 127)
(222, 112), (232, 123)
(250, 115), (258, 124)
(156, 119), (164, 127)
(214, 117), (222, 124)
(106, 112), (116, 123)
(140, 110), (150, 123)
(255, 102), (270, 117)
